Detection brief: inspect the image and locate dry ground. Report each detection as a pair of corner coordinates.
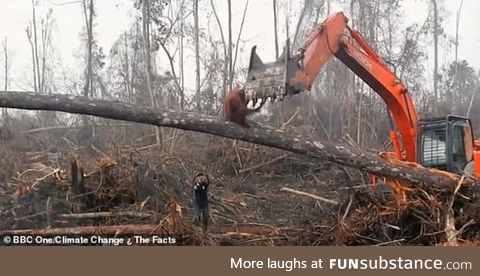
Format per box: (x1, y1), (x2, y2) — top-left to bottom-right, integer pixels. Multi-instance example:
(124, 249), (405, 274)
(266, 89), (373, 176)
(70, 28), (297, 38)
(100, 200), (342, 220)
(0, 124), (478, 245)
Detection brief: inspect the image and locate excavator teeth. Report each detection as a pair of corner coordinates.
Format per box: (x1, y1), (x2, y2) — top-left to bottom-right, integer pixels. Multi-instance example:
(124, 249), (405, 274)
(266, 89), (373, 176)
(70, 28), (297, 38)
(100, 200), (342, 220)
(245, 83), (289, 105)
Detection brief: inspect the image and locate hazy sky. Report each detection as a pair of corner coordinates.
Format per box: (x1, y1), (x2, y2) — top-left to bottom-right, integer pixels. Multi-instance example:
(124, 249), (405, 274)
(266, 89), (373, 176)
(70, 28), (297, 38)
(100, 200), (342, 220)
(0, 0), (479, 92)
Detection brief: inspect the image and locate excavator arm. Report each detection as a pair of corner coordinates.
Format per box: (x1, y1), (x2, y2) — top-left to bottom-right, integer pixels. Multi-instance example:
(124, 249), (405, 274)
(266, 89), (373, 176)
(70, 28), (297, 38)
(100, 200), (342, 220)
(245, 12), (418, 162)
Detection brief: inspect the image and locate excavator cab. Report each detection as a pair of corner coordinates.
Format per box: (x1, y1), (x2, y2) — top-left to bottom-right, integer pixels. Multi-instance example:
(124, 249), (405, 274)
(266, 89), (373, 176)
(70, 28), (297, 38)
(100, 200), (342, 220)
(417, 115), (474, 174)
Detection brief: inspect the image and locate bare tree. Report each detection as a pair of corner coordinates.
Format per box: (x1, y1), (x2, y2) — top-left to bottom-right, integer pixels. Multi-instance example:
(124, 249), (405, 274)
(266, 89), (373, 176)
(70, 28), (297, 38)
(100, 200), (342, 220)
(25, 4), (56, 130)
(454, 0), (464, 65)
(227, 0), (233, 91)
(40, 9), (54, 95)
(142, 0), (161, 147)
(124, 30), (131, 102)
(2, 37), (9, 121)
(194, 0), (201, 111)
(32, 0), (41, 93)
(431, 0), (439, 115)
(210, 0), (228, 99)
(232, 0), (249, 78)
(26, 25), (37, 92)
(156, 0), (186, 111)
(178, 0), (185, 109)
(453, 0), (464, 114)
(82, 0), (94, 97)
(273, 0), (279, 59)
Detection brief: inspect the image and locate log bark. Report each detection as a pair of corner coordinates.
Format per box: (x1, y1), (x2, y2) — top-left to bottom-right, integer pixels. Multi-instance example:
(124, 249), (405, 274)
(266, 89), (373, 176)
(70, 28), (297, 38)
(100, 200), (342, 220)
(0, 91), (478, 194)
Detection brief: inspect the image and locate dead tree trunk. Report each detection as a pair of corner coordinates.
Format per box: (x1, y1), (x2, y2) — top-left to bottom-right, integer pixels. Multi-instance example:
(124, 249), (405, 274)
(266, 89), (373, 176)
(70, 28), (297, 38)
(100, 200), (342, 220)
(142, 0), (162, 147)
(227, 0), (233, 91)
(273, 0), (279, 59)
(431, 0), (439, 116)
(194, 0), (201, 111)
(2, 37), (8, 121)
(31, 0), (41, 94)
(0, 91), (478, 195)
(209, 0), (228, 100)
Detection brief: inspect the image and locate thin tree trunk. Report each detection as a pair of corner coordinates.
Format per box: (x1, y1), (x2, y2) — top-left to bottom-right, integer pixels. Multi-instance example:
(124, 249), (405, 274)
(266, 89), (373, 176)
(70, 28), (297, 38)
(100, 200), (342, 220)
(2, 37), (8, 121)
(227, 0), (233, 91)
(356, 91), (363, 145)
(78, 0), (96, 146)
(178, 1), (185, 110)
(32, 0), (41, 93)
(88, 0), (94, 97)
(142, 0), (161, 147)
(194, 0), (201, 111)
(159, 42), (184, 107)
(454, 0), (463, 65)
(232, 0), (249, 77)
(273, 0), (279, 59)
(40, 12), (53, 95)
(124, 30), (131, 103)
(131, 20), (140, 101)
(466, 69), (480, 117)
(41, 27), (47, 94)
(26, 27), (37, 92)
(453, 0), (464, 114)
(432, 0), (439, 115)
(209, 0), (228, 100)
(83, 0), (94, 98)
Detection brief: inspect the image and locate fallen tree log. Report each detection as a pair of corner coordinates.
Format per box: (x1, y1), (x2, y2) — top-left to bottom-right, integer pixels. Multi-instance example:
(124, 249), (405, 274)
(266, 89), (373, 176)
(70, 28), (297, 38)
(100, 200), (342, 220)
(57, 212), (154, 220)
(280, 186), (338, 205)
(0, 91), (478, 194)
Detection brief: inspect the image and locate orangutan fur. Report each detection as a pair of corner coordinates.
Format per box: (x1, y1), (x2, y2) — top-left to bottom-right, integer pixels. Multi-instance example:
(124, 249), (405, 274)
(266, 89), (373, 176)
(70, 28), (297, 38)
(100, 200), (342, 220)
(223, 87), (264, 127)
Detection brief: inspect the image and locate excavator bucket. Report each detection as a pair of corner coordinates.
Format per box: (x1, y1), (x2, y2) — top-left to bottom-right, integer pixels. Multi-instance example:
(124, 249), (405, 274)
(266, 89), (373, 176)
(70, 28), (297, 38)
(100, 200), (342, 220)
(244, 12), (350, 105)
(244, 41), (307, 104)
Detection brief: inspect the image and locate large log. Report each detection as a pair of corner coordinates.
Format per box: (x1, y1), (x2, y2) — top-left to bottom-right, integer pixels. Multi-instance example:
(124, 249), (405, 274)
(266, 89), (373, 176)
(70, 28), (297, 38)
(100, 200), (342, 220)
(0, 91), (478, 194)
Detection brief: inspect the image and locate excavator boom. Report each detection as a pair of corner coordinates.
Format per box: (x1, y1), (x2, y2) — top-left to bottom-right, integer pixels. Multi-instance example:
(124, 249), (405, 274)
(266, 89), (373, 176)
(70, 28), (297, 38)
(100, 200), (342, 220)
(245, 12), (418, 162)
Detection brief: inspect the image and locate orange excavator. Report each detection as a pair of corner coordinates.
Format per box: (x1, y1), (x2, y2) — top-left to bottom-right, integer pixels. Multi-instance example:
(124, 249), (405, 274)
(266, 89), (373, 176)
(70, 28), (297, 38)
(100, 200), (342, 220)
(245, 12), (480, 178)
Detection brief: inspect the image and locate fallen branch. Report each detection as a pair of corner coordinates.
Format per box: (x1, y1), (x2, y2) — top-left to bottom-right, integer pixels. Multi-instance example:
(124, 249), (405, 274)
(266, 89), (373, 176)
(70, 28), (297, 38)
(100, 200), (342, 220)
(13, 211), (154, 221)
(280, 186), (338, 205)
(23, 123), (133, 134)
(57, 211), (154, 220)
(445, 176), (466, 245)
(32, 169), (62, 188)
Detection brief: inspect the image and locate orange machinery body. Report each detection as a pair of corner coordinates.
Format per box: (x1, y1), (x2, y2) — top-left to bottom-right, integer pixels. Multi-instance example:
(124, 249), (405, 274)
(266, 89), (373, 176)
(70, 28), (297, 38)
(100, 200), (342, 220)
(475, 142), (480, 176)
